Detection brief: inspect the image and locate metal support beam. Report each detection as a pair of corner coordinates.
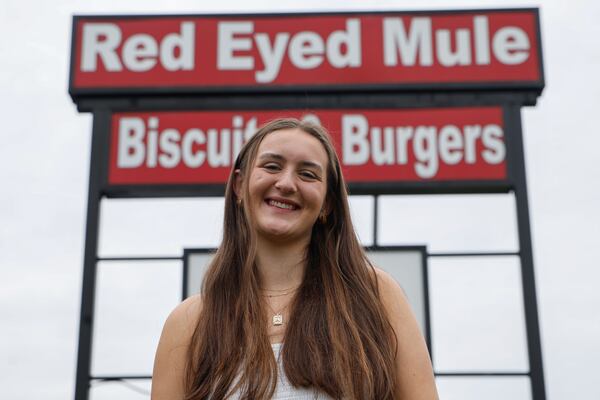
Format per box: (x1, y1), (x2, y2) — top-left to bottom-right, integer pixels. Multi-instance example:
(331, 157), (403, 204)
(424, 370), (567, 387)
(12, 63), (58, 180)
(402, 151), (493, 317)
(508, 105), (547, 400)
(74, 109), (109, 400)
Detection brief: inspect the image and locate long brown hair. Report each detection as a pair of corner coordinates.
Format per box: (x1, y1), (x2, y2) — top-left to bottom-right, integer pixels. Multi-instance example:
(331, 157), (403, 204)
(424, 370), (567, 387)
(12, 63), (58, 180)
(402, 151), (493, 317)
(184, 118), (398, 399)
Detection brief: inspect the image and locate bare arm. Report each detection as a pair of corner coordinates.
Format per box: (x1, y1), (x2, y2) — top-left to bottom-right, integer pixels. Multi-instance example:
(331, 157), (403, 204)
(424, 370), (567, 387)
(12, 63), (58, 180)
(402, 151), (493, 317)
(151, 295), (202, 400)
(375, 267), (439, 400)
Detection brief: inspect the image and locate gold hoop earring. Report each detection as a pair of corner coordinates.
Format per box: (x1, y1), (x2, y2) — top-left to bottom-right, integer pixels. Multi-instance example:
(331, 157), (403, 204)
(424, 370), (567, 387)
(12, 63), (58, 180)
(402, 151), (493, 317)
(237, 197), (243, 207)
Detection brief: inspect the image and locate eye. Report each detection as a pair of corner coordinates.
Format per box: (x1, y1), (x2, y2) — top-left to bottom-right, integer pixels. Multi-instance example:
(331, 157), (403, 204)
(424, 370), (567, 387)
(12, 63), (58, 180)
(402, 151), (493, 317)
(263, 162), (281, 171)
(300, 170), (319, 180)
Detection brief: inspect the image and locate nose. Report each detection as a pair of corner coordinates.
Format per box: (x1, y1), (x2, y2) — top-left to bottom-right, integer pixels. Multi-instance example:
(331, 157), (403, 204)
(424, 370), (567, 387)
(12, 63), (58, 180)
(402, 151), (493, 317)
(274, 169), (297, 194)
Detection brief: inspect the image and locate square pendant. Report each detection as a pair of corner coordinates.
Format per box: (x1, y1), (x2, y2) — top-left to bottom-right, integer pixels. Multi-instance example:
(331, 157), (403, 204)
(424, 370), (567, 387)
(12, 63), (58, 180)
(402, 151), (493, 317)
(272, 314), (283, 326)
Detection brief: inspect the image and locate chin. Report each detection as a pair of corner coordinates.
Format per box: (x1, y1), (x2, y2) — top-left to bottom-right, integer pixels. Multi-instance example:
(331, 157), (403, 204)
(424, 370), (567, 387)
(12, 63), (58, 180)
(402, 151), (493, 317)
(258, 225), (308, 243)
(262, 227), (295, 239)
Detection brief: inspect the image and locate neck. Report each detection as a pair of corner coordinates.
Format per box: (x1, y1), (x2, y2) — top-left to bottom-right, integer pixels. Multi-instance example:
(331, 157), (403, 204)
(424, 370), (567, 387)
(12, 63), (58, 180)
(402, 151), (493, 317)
(255, 235), (309, 291)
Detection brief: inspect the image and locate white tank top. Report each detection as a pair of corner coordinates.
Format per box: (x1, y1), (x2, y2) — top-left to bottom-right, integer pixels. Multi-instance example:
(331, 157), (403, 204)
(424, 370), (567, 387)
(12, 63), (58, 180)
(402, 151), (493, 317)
(227, 343), (334, 400)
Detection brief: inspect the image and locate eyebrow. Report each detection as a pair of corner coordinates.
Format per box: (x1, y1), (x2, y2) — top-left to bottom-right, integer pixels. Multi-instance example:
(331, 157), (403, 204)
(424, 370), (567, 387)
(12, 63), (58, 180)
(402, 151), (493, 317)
(258, 152), (324, 172)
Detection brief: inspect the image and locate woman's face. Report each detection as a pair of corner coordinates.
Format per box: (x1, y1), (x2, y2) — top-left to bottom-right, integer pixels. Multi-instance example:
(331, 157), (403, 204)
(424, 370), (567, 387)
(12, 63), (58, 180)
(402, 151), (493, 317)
(243, 128), (329, 244)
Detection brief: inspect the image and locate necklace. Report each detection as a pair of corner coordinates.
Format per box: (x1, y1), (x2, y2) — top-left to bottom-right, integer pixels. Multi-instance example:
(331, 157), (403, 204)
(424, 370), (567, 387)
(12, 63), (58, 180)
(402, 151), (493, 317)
(260, 285), (300, 325)
(260, 283), (301, 292)
(260, 285), (301, 298)
(265, 300), (290, 326)
(262, 289), (298, 298)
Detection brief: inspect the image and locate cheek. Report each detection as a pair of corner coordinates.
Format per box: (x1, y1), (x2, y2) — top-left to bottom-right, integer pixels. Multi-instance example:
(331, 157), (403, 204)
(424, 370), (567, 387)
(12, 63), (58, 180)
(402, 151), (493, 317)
(306, 187), (328, 211)
(248, 173), (268, 196)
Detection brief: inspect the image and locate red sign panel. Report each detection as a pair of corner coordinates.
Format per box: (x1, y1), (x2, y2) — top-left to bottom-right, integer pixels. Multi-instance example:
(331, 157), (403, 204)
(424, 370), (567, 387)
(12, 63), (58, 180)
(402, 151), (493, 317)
(71, 10), (542, 95)
(109, 108), (506, 186)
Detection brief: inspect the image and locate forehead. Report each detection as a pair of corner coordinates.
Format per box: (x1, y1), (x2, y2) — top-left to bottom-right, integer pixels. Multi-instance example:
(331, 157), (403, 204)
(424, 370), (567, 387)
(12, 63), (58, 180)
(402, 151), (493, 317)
(256, 128), (329, 167)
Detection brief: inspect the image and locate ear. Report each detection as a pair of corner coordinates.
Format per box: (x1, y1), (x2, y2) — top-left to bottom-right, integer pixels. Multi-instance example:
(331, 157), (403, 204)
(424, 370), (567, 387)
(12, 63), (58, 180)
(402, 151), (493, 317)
(233, 169), (243, 201)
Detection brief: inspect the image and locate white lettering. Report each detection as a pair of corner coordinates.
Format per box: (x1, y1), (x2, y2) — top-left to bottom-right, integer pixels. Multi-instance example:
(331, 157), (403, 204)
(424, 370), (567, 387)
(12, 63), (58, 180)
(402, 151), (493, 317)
(481, 124), (505, 163)
(342, 114), (369, 165)
(336, 115), (505, 179)
(383, 15), (530, 67)
(232, 116), (258, 159)
(182, 129), (206, 167)
(115, 116), (264, 170)
(436, 29), (471, 67)
(413, 126), (438, 179)
(383, 17), (433, 66)
(81, 23), (123, 71)
(159, 129), (181, 168)
(371, 127), (395, 165)
(115, 115), (507, 178)
(217, 19), (363, 82)
(82, 22), (196, 72)
(327, 19), (361, 68)
(463, 125), (482, 164)
(146, 117), (159, 167)
(160, 22), (195, 71)
(395, 127), (413, 164)
(218, 22), (254, 70)
(117, 117), (145, 167)
(474, 16), (491, 65)
(244, 118), (258, 144)
(232, 116), (245, 160)
(207, 129), (231, 167)
(255, 33), (290, 83)
(493, 27), (530, 65)
(289, 32), (325, 69)
(122, 34), (158, 72)
(438, 125), (463, 164)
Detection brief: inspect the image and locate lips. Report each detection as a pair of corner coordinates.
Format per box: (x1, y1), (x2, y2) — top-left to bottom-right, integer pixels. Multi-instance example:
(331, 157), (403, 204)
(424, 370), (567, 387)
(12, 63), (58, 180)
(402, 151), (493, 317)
(265, 197), (300, 210)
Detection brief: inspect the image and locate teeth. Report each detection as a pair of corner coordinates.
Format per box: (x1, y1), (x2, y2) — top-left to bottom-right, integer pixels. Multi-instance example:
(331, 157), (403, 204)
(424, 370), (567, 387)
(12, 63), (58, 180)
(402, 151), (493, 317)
(268, 200), (296, 210)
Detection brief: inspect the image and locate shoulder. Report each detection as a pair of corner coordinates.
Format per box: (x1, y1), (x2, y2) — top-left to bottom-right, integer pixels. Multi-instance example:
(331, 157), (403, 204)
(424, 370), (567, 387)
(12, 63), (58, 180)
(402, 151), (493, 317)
(372, 267), (409, 312)
(163, 294), (202, 336)
(371, 267), (439, 399)
(371, 266), (419, 337)
(151, 294), (203, 399)
(158, 294), (204, 354)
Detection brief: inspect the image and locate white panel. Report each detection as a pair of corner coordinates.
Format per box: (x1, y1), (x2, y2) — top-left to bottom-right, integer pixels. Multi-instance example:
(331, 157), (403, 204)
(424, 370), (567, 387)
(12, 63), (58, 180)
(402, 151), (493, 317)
(430, 256), (529, 372)
(366, 250), (426, 335)
(99, 198), (224, 256)
(186, 252), (214, 297)
(348, 195), (374, 246)
(436, 376), (532, 400)
(92, 261), (181, 375)
(378, 194), (518, 252)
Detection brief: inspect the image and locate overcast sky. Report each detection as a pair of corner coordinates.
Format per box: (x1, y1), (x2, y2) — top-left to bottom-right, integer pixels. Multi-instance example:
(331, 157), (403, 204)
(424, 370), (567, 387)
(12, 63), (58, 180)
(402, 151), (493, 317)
(1, 0), (599, 399)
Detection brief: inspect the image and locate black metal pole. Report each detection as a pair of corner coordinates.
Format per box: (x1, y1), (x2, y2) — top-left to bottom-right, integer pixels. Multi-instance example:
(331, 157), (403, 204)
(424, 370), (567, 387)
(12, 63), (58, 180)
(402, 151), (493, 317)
(508, 105), (547, 400)
(373, 195), (379, 246)
(422, 249), (433, 359)
(74, 109), (109, 400)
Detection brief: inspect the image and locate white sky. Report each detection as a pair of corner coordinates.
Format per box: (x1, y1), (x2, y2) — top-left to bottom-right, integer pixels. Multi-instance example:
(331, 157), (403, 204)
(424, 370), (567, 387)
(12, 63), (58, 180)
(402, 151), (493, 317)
(1, 0), (599, 399)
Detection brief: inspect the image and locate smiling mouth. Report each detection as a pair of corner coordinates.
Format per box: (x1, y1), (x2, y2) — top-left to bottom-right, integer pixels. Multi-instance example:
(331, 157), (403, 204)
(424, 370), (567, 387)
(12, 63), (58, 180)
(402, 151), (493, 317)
(266, 199), (299, 210)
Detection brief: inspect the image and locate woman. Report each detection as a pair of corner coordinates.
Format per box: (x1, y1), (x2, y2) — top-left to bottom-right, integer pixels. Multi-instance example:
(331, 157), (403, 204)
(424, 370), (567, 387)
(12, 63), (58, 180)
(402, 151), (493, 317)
(151, 118), (439, 399)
